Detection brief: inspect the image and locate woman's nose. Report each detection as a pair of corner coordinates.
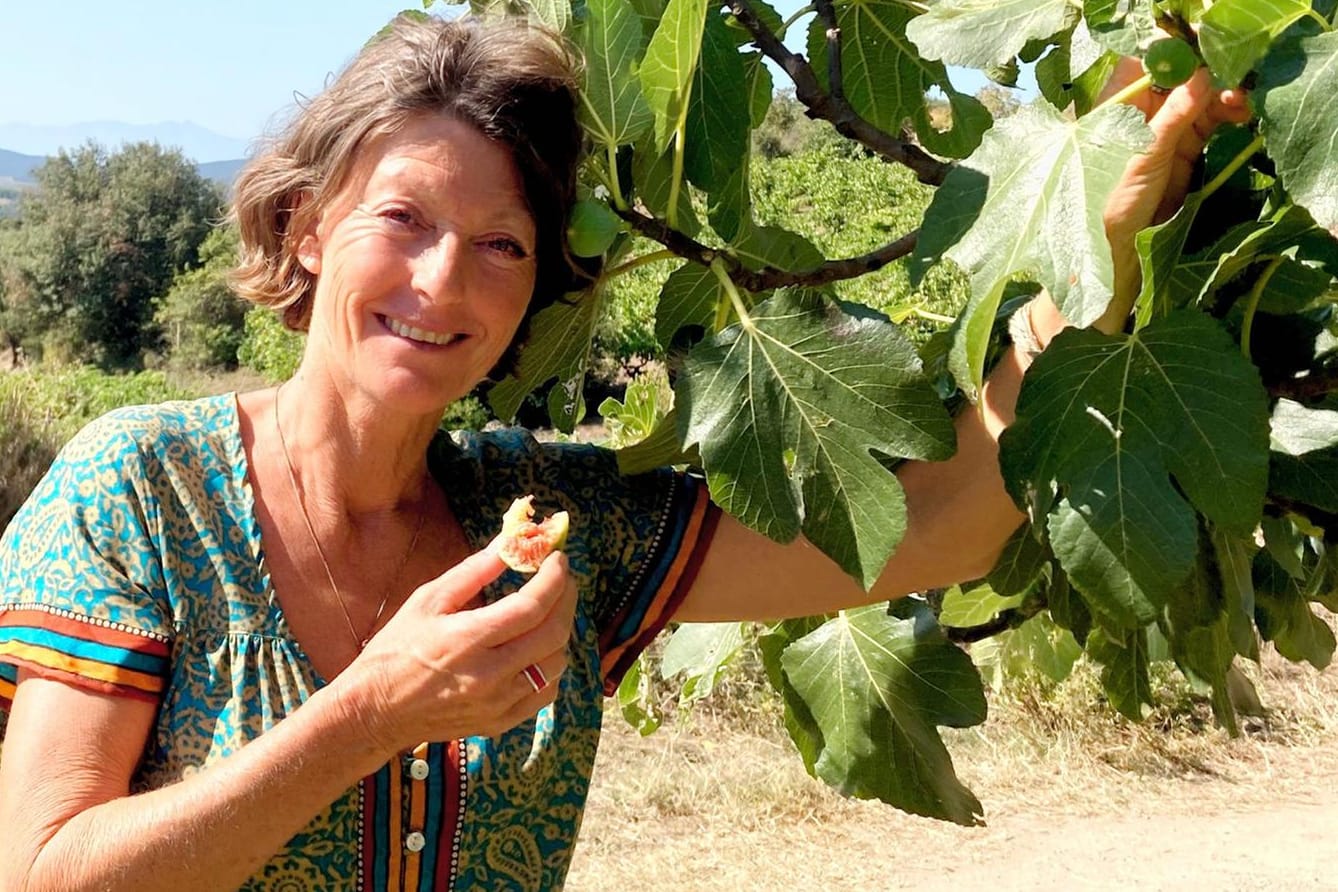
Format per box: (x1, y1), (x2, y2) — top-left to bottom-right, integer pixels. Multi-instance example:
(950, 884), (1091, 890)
(411, 231), (469, 303)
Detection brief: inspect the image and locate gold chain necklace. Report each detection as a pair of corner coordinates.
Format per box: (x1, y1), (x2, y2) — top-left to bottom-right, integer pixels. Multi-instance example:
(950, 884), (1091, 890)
(273, 383), (428, 652)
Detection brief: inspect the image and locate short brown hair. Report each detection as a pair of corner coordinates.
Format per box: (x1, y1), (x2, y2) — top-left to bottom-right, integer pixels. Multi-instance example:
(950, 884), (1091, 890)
(229, 14), (585, 347)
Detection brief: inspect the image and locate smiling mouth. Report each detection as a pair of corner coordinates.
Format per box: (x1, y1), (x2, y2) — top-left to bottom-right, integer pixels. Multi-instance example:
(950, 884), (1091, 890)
(381, 315), (460, 347)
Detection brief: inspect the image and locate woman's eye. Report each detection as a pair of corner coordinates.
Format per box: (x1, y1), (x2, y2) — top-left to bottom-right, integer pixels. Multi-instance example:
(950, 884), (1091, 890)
(381, 207), (417, 227)
(485, 237), (530, 259)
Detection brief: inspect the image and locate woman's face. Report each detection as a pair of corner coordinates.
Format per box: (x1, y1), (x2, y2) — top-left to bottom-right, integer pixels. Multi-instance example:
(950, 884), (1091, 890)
(296, 114), (537, 416)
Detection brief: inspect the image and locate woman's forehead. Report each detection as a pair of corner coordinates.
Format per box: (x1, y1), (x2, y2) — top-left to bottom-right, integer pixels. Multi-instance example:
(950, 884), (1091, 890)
(339, 116), (533, 218)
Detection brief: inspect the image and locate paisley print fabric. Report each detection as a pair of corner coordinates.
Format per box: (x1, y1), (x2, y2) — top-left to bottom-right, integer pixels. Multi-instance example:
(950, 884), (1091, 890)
(0, 394), (717, 890)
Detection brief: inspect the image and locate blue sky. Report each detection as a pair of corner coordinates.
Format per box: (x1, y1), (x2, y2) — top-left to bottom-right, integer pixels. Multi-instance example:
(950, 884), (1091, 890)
(1, 1), (419, 141)
(1, 1), (1020, 147)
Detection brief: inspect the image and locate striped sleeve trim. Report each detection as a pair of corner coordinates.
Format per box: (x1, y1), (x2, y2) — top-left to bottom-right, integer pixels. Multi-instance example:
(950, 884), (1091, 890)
(600, 478), (719, 695)
(0, 605), (171, 705)
(0, 660), (16, 706)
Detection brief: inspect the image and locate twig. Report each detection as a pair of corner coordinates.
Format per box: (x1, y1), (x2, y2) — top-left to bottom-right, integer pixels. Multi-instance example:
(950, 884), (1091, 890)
(1268, 368), (1338, 402)
(727, 0), (951, 186)
(1268, 495), (1338, 542)
(614, 204), (920, 291)
(944, 603), (1043, 644)
(814, 0), (844, 105)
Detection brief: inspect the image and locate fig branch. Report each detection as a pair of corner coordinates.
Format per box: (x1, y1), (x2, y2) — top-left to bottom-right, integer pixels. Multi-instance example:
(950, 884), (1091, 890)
(943, 598), (1047, 645)
(613, 203), (920, 291)
(727, 0), (950, 186)
(813, 0), (844, 106)
(1268, 496), (1338, 544)
(1269, 368), (1338, 402)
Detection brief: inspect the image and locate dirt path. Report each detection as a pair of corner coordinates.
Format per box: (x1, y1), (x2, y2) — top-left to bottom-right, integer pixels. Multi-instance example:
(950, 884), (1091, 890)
(907, 801), (1338, 891)
(568, 713), (1338, 891)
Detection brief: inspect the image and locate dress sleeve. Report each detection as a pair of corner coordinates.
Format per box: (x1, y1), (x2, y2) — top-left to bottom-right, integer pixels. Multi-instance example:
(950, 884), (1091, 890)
(0, 413), (175, 712)
(444, 429), (722, 696)
(588, 466), (720, 695)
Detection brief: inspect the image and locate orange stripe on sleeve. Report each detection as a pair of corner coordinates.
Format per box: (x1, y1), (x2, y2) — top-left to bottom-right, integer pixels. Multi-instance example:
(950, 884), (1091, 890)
(600, 486), (711, 684)
(386, 758), (404, 892)
(0, 641), (164, 694)
(0, 608), (170, 655)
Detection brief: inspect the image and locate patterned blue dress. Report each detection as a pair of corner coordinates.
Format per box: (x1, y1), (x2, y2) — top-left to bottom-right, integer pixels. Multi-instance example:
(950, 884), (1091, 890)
(0, 394), (717, 890)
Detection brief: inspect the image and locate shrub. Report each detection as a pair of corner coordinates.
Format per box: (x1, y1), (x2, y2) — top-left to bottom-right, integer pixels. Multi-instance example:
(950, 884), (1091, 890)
(156, 227), (249, 370)
(237, 308), (304, 382)
(0, 367), (186, 532)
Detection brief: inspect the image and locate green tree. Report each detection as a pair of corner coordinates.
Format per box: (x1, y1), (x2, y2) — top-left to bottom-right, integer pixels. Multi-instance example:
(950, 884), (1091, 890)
(0, 142), (222, 368)
(156, 225), (248, 369)
(752, 89), (845, 158)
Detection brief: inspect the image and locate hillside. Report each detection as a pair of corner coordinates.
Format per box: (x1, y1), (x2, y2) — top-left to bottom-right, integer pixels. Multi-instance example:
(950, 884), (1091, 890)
(0, 147), (243, 188)
(0, 148), (43, 182)
(0, 121), (249, 165)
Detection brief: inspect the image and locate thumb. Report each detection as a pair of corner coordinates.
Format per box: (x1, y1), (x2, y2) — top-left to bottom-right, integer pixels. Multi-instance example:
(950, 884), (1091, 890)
(429, 547), (508, 614)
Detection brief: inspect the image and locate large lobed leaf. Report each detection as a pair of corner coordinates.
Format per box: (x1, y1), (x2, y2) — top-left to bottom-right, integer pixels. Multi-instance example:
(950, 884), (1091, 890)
(678, 289), (956, 589)
(906, 0), (1074, 69)
(780, 600), (986, 825)
(684, 12), (751, 196)
(808, 0), (990, 158)
(638, 0), (709, 150)
(914, 102), (1151, 397)
(999, 311), (1270, 628)
(577, 0), (654, 149)
(1199, 0), (1319, 87)
(1257, 30), (1338, 236)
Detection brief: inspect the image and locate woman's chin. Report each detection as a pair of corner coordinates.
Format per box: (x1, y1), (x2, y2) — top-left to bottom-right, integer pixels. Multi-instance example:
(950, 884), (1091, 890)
(357, 371), (475, 421)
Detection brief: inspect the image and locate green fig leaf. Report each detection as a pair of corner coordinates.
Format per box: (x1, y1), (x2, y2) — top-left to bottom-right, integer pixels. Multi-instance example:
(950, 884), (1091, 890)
(905, 0), (1074, 69)
(1000, 311), (1271, 627)
(678, 288), (956, 589)
(914, 102), (1151, 397)
(1200, 0), (1320, 87)
(1257, 31), (1338, 236)
(781, 601), (986, 825)
(639, 0), (709, 150)
(578, 0), (654, 148)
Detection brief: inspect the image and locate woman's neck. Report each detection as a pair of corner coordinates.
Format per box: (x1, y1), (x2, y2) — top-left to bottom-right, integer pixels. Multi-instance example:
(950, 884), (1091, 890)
(272, 368), (443, 520)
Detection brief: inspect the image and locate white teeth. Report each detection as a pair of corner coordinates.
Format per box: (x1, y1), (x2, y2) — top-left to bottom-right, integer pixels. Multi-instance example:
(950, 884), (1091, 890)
(385, 317), (457, 346)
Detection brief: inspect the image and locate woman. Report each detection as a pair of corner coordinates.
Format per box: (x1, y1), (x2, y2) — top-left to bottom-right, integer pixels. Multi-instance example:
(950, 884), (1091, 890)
(0, 14), (1246, 891)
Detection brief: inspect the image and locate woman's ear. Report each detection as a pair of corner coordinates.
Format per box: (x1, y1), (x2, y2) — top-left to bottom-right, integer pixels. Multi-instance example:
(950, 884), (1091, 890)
(290, 193), (322, 275)
(296, 229), (322, 276)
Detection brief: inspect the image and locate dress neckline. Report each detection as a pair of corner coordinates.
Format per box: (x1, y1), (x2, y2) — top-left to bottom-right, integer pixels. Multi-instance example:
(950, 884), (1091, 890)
(218, 392), (497, 689)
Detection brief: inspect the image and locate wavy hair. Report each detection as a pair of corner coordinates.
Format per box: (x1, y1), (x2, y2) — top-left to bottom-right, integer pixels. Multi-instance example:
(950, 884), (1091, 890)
(229, 15), (585, 371)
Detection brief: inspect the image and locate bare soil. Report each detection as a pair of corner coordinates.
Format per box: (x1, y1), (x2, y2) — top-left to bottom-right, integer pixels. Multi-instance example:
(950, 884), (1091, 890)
(567, 652), (1338, 891)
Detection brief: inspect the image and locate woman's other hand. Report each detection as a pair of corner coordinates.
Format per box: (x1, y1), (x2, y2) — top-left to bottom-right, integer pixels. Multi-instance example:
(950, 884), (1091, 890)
(1098, 58), (1251, 333)
(340, 548), (577, 752)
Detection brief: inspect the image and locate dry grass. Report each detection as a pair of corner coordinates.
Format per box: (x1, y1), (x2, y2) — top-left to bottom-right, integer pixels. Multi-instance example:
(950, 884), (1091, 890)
(567, 634), (1338, 891)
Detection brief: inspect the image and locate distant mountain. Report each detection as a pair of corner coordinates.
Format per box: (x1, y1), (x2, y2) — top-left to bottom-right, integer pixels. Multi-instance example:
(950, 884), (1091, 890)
(0, 148), (44, 183)
(197, 158), (248, 185)
(0, 121), (251, 164)
(0, 146), (244, 188)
